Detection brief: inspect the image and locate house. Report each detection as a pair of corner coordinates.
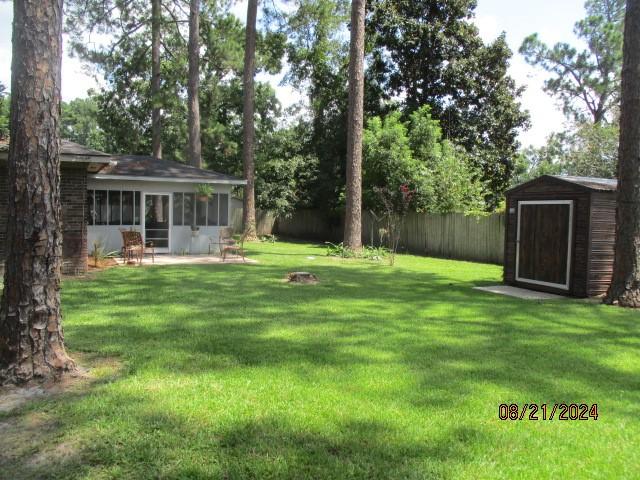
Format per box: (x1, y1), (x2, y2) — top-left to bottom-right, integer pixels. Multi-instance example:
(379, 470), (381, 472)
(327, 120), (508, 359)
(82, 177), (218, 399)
(503, 175), (616, 297)
(0, 140), (246, 275)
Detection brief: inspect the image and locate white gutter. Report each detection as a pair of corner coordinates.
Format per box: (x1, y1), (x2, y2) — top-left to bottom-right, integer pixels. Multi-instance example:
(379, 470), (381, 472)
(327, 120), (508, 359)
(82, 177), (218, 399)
(88, 173), (247, 185)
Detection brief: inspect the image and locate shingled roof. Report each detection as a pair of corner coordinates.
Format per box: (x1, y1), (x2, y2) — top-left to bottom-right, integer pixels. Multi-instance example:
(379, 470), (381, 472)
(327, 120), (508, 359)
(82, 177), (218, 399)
(548, 175), (617, 191)
(0, 139), (111, 159)
(508, 175), (618, 194)
(92, 154), (246, 184)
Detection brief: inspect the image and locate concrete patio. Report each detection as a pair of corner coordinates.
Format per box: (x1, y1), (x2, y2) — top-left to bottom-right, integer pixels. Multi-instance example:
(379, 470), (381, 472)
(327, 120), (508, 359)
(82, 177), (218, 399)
(117, 254), (257, 266)
(473, 285), (566, 300)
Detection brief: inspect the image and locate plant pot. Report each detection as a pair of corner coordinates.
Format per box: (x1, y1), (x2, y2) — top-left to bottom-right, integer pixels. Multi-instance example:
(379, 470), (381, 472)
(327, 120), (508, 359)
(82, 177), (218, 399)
(191, 227), (200, 237)
(197, 195), (209, 202)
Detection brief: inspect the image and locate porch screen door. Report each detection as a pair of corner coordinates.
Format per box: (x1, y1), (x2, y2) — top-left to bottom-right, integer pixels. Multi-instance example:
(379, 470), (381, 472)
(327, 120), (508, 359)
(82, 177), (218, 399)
(144, 194), (170, 252)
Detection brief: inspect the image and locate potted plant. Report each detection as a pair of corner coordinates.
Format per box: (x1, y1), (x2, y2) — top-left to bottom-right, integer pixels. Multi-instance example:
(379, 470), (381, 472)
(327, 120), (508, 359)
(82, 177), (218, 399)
(195, 184), (214, 202)
(190, 224), (200, 237)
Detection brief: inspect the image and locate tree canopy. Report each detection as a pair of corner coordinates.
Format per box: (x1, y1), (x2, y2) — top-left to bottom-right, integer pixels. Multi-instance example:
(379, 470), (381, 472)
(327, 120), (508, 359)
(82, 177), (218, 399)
(366, 0), (529, 206)
(520, 0), (624, 124)
(363, 106), (485, 215)
(53, 0), (533, 215)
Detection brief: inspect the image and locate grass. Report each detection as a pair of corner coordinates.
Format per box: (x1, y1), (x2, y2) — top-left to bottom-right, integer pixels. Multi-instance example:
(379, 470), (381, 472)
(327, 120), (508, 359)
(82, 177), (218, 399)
(1, 240), (640, 479)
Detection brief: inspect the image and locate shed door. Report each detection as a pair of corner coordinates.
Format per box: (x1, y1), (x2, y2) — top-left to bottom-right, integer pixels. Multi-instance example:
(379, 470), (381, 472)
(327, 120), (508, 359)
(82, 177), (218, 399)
(516, 200), (574, 290)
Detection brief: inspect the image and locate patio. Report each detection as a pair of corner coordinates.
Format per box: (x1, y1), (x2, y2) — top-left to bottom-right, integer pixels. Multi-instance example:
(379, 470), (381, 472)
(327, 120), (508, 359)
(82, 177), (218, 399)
(115, 254), (257, 266)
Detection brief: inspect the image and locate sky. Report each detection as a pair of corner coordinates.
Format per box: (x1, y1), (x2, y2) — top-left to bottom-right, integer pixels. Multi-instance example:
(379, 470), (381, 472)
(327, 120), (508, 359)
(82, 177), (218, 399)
(0, 0), (588, 147)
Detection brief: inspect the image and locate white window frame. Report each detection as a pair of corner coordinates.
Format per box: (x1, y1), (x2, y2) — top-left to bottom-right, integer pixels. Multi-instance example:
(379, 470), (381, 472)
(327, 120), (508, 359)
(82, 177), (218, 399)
(515, 200), (574, 291)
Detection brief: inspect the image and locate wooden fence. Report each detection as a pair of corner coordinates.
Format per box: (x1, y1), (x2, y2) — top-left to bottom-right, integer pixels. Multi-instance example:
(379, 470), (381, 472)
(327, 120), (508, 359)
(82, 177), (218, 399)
(230, 204), (506, 264)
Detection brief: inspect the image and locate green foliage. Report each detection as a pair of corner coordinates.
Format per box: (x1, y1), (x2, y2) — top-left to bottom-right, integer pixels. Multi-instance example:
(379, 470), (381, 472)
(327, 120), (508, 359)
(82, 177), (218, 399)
(258, 234), (277, 243)
(195, 184), (214, 197)
(64, 0), (305, 217)
(255, 122), (319, 216)
(61, 96), (107, 151)
(566, 121), (619, 176)
(520, 0), (624, 123)
(0, 83), (8, 141)
(270, 0), (351, 213)
(366, 0), (529, 205)
(513, 122), (619, 186)
(91, 240), (120, 267)
(325, 241), (357, 258)
(325, 241), (388, 261)
(363, 106), (485, 215)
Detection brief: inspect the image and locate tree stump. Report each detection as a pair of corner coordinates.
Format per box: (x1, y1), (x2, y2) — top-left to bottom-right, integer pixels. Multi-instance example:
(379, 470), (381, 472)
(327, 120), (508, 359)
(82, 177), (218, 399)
(287, 272), (319, 284)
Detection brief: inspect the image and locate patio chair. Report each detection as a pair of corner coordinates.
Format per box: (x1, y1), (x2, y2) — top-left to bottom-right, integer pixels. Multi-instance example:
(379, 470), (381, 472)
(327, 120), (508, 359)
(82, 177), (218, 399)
(218, 227), (246, 262)
(121, 230), (155, 265)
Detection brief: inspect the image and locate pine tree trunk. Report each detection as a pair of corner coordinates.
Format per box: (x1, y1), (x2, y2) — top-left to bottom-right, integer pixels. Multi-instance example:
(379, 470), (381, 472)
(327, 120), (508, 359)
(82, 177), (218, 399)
(241, 0), (258, 239)
(187, 0), (202, 168)
(343, 0), (366, 250)
(0, 0), (75, 384)
(151, 0), (163, 160)
(606, 0), (640, 307)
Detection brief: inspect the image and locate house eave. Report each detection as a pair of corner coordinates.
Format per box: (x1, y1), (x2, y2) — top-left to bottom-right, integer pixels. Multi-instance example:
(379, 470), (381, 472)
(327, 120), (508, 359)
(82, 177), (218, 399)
(88, 173), (247, 185)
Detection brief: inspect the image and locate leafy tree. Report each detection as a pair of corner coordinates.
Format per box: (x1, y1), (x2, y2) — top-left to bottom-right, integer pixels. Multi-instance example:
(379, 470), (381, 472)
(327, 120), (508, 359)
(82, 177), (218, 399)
(520, 0), (625, 124)
(513, 122), (619, 185)
(344, 0), (367, 249)
(363, 106), (484, 215)
(61, 96), (107, 151)
(1, 0), (75, 384)
(273, 0), (350, 213)
(366, 0), (529, 206)
(511, 134), (567, 185)
(255, 122), (319, 215)
(566, 122), (619, 176)
(606, 0), (640, 307)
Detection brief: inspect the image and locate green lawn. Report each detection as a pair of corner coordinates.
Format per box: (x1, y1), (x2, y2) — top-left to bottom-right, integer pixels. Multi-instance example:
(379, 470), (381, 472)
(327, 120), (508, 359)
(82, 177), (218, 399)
(2, 241), (640, 479)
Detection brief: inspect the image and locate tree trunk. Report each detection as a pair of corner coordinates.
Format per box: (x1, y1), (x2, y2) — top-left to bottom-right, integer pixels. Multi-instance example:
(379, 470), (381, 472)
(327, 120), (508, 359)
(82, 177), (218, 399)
(241, 0), (258, 239)
(605, 0), (640, 307)
(151, 0), (163, 160)
(187, 0), (202, 168)
(343, 0), (366, 250)
(0, 0), (75, 384)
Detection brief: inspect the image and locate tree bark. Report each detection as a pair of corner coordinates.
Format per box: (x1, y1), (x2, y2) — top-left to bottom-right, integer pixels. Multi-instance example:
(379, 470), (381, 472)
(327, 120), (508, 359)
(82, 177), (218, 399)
(343, 0), (366, 250)
(0, 0), (75, 384)
(241, 0), (258, 239)
(187, 0), (202, 168)
(151, 0), (163, 160)
(605, 0), (640, 307)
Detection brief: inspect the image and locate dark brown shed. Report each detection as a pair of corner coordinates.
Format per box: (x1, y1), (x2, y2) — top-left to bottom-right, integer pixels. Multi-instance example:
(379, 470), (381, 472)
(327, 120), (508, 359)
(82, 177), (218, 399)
(503, 175), (617, 297)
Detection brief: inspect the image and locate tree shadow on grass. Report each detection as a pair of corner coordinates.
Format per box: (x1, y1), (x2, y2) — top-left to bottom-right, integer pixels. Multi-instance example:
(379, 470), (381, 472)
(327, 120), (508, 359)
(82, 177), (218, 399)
(3, 390), (484, 480)
(30, 257), (640, 478)
(62, 261), (640, 416)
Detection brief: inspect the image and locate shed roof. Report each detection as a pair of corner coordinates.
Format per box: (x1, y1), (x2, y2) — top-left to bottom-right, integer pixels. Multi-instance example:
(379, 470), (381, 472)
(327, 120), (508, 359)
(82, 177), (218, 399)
(507, 175), (617, 194)
(549, 175), (617, 191)
(91, 154), (246, 185)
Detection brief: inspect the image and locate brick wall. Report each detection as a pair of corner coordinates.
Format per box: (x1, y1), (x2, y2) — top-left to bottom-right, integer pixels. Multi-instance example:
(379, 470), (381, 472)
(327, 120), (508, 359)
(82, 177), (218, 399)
(0, 162), (88, 276)
(60, 164), (88, 275)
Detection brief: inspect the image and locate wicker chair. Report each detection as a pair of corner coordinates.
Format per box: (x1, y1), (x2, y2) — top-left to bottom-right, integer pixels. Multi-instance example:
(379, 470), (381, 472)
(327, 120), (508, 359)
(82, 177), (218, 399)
(120, 230), (154, 264)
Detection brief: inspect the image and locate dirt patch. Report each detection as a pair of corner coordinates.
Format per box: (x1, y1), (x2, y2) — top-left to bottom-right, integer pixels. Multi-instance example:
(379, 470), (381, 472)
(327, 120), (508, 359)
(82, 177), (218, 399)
(0, 352), (122, 414)
(87, 257), (119, 271)
(0, 353), (122, 479)
(287, 271), (319, 284)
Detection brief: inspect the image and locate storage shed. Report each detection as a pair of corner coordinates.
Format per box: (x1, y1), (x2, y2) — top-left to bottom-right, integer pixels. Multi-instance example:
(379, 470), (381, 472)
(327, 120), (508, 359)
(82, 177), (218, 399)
(504, 175), (617, 297)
